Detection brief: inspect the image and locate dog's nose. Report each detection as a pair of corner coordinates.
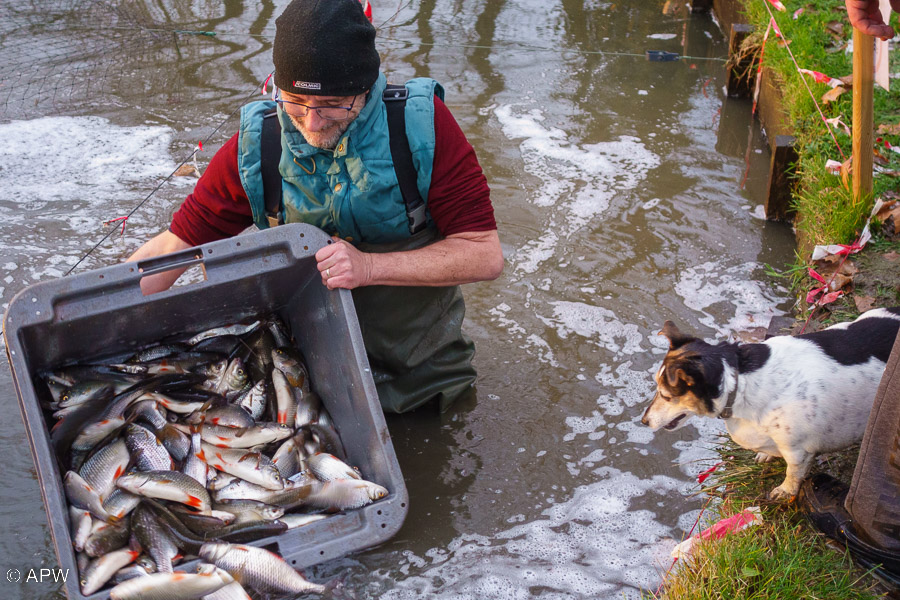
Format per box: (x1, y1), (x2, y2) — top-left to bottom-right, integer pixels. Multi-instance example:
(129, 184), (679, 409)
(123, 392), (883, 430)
(640, 406), (651, 426)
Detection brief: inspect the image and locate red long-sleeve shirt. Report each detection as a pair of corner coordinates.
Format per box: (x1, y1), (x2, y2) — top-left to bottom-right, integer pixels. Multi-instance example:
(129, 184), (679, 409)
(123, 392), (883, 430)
(170, 97), (495, 246)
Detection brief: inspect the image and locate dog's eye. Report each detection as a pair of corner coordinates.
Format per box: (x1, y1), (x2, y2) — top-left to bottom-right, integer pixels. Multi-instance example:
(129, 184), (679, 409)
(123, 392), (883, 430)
(659, 393), (673, 402)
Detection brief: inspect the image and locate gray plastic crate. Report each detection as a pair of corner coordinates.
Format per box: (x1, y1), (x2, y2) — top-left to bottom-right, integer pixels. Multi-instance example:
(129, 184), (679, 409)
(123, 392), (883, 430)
(3, 224), (408, 599)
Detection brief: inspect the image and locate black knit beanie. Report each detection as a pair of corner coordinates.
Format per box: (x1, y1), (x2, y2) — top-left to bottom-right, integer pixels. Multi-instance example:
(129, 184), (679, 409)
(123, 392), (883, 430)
(273, 0), (380, 97)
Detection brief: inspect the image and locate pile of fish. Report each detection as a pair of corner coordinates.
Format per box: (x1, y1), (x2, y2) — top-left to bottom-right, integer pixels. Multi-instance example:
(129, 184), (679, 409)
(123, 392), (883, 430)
(41, 315), (388, 598)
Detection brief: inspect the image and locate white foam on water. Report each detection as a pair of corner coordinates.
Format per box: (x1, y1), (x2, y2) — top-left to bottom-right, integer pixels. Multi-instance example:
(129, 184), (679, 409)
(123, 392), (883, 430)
(538, 301), (643, 358)
(488, 303), (558, 366)
(0, 116), (184, 204)
(647, 33), (677, 39)
(373, 467), (687, 599)
(0, 116), (188, 308)
(494, 105), (660, 275)
(674, 260), (788, 337)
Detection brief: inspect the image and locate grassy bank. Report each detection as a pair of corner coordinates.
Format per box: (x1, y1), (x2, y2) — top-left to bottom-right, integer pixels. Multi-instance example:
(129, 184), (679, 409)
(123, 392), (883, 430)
(737, 0), (900, 255)
(645, 438), (891, 599)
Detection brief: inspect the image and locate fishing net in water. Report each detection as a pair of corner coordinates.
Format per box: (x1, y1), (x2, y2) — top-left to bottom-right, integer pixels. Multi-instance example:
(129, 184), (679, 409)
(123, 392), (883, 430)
(0, 0), (222, 121)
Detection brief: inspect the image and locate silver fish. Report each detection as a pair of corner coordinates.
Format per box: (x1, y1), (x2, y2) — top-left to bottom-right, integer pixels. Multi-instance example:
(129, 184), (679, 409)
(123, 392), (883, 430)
(102, 488), (142, 522)
(84, 519), (130, 558)
(59, 381), (114, 408)
(111, 564), (153, 585)
(271, 436), (303, 478)
(277, 514), (328, 530)
(72, 417), (126, 452)
(183, 432), (209, 486)
(271, 369), (297, 428)
(79, 439), (130, 501)
(235, 380), (267, 422)
(307, 452), (361, 482)
(64, 471), (112, 522)
(266, 317), (292, 348)
(199, 542), (326, 596)
(131, 504), (179, 574)
(201, 444), (284, 490)
(212, 478), (288, 503)
(127, 399), (168, 431)
(306, 479), (388, 510)
(108, 567), (234, 600)
(188, 321), (261, 346)
(192, 422), (292, 449)
(116, 470), (212, 513)
(186, 405), (254, 430)
(271, 347), (309, 390)
(212, 499), (284, 524)
(127, 343), (188, 363)
(69, 506), (92, 552)
(218, 358), (249, 398)
(81, 548), (140, 595)
(125, 423), (173, 471)
(199, 579), (252, 600)
(147, 392), (211, 415)
(293, 389), (321, 428)
(207, 471), (238, 492)
(157, 424), (192, 462)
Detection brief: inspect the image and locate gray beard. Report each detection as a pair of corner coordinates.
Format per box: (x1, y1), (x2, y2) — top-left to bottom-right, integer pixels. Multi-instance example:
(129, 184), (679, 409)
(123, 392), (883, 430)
(288, 114), (349, 150)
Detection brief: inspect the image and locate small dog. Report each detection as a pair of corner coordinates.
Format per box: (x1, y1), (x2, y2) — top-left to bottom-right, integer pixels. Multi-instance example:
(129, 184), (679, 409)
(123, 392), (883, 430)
(641, 308), (900, 500)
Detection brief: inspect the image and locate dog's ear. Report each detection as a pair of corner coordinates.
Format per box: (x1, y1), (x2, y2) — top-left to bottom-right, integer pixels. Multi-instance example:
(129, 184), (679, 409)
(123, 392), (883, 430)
(659, 321), (694, 350)
(665, 367), (695, 388)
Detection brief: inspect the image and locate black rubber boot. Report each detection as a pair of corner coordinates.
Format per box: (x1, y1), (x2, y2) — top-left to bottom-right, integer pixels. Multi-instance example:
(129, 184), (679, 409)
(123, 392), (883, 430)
(798, 473), (900, 587)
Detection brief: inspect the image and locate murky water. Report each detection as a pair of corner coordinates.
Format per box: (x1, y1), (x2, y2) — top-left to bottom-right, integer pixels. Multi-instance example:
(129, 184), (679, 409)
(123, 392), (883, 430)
(0, 1), (795, 598)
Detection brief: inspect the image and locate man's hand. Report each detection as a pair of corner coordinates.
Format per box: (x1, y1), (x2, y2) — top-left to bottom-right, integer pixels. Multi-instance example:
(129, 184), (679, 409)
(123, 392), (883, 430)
(846, 0), (900, 40)
(315, 237), (374, 290)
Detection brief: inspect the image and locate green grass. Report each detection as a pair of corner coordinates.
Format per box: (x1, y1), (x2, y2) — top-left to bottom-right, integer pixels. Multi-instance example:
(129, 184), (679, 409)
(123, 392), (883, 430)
(645, 440), (887, 599)
(737, 0), (900, 250)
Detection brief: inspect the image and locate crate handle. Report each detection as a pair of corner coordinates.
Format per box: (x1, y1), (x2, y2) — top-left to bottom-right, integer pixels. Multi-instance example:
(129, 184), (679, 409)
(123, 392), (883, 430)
(136, 248), (205, 277)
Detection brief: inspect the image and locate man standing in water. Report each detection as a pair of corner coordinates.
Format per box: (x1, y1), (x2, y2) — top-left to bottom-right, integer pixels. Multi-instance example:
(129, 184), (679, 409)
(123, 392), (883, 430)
(128, 0), (503, 413)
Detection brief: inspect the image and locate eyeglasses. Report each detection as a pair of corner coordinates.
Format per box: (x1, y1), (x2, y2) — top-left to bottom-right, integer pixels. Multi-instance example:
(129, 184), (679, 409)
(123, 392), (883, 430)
(273, 88), (358, 121)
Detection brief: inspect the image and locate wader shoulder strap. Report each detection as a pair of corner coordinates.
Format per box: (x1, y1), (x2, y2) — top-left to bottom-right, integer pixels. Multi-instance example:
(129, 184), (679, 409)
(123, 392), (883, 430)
(259, 88), (427, 234)
(261, 107), (283, 228)
(383, 84), (427, 235)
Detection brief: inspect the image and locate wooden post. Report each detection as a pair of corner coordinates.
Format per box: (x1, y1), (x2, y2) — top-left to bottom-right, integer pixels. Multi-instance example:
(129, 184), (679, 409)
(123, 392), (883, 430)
(766, 135), (798, 220)
(852, 28), (874, 204)
(726, 24), (755, 98)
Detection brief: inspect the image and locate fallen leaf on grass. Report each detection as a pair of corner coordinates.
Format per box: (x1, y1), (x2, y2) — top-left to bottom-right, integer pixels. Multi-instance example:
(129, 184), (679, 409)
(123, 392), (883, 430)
(854, 295), (877, 312)
(839, 73), (854, 87)
(876, 200), (900, 237)
(826, 20), (845, 38)
(812, 256), (858, 294)
(874, 147), (892, 166)
(822, 86), (845, 103)
(877, 123), (900, 136)
(826, 42), (849, 53)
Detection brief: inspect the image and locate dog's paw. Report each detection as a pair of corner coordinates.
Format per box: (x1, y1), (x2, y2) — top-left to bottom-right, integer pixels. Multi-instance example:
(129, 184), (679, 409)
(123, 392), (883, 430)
(767, 484), (796, 502)
(754, 452), (776, 464)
